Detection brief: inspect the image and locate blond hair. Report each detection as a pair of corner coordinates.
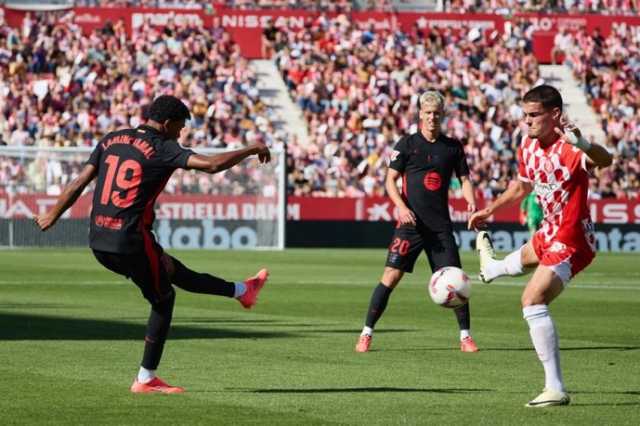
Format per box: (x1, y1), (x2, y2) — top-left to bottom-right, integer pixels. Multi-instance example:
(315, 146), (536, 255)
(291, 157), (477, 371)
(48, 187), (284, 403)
(419, 91), (445, 111)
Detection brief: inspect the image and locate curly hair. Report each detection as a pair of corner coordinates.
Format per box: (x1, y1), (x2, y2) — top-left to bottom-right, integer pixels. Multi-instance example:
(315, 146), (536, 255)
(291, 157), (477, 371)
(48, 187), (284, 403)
(146, 95), (191, 122)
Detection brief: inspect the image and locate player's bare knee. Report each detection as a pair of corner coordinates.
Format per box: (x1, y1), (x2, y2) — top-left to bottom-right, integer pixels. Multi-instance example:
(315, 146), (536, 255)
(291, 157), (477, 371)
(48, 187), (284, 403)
(521, 283), (545, 307)
(521, 293), (544, 308)
(520, 243), (539, 268)
(381, 267), (403, 288)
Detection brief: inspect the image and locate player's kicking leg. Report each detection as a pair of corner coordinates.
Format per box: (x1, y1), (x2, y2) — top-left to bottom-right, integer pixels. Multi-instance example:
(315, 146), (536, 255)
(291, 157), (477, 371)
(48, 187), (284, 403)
(521, 265), (570, 407)
(165, 254), (268, 309)
(476, 231), (536, 283)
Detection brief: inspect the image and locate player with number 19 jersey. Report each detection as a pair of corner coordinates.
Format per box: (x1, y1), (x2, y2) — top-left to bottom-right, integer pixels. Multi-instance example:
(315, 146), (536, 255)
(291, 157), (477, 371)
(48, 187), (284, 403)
(517, 135), (596, 276)
(88, 125), (194, 254)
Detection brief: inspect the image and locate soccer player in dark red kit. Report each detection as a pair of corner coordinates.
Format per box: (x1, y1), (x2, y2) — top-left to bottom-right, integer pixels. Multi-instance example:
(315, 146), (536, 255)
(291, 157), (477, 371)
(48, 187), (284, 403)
(355, 91), (479, 353)
(36, 95), (271, 394)
(469, 85), (612, 407)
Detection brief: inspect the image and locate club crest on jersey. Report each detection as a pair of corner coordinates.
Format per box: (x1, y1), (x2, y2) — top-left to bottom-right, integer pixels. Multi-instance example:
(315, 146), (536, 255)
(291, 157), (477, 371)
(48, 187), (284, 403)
(390, 150), (401, 162)
(423, 171), (441, 191)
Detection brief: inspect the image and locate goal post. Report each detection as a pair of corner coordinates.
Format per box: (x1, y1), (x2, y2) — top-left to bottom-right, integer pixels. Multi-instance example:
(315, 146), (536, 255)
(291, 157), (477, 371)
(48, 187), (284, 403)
(0, 146), (286, 250)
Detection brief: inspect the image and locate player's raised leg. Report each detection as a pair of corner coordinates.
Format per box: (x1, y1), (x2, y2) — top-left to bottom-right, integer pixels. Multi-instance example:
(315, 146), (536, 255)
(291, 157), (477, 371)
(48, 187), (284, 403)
(476, 232), (538, 283)
(522, 265), (569, 407)
(166, 254), (268, 309)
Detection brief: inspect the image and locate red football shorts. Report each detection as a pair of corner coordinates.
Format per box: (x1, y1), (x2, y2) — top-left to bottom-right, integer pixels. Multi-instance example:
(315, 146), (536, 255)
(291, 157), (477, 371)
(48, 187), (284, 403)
(532, 232), (595, 285)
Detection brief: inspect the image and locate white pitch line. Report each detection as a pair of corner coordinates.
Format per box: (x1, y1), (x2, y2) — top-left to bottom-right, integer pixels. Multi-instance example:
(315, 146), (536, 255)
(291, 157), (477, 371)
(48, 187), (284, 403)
(284, 279), (640, 291)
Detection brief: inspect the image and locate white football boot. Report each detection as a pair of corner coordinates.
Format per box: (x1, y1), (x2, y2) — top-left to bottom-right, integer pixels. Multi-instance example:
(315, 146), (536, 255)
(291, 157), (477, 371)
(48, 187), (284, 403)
(476, 231), (496, 283)
(526, 389), (571, 407)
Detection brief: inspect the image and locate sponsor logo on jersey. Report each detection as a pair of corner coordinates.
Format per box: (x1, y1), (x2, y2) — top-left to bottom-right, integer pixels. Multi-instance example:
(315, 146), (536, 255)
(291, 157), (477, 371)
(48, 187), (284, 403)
(534, 182), (559, 196)
(423, 171), (442, 191)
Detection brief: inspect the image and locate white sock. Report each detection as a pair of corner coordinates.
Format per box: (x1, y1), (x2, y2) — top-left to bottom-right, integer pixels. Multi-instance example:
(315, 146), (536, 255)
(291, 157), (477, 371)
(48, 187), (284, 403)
(361, 326), (373, 336)
(137, 366), (156, 384)
(234, 282), (247, 298)
(460, 329), (471, 341)
(523, 304), (564, 392)
(484, 247), (524, 280)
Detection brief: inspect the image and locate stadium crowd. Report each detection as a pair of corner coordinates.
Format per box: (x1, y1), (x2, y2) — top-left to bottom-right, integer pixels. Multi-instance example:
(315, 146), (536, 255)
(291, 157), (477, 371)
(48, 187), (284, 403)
(72, 0), (391, 11)
(0, 11), (285, 196)
(446, 0), (639, 15)
(275, 15), (638, 199)
(69, 0), (640, 13)
(277, 16), (538, 198)
(0, 9), (638, 200)
(563, 22), (640, 198)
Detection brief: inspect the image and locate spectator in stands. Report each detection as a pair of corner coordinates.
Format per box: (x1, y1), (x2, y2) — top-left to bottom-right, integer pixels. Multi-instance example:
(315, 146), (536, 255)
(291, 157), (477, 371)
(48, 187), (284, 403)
(551, 28), (573, 65)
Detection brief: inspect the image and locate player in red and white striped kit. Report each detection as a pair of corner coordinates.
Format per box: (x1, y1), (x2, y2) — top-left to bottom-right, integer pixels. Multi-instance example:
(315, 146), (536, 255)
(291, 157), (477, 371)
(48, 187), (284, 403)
(468, 85), (612, 408)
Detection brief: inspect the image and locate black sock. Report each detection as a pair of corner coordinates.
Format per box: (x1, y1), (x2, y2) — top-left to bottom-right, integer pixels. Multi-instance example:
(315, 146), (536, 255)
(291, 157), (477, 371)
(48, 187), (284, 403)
(364, 283), (393, 329)
(171, 258), (235, 297)
(141, 290), (175, 370)
(453, 302), (471, 331)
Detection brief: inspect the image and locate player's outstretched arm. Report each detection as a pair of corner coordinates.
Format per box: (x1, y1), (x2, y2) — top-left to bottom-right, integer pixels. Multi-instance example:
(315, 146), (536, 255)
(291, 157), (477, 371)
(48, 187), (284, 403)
(35, 164), (97, 231)
(186, 142), (271, 174)
(385, 168), (416, 226)
(555, 120), (613, 168)
(468, 179), (532, 230)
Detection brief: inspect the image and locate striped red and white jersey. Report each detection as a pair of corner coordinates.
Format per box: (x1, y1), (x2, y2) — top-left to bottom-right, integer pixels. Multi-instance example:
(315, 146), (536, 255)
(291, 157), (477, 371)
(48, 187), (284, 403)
(517, 135), (595, 252)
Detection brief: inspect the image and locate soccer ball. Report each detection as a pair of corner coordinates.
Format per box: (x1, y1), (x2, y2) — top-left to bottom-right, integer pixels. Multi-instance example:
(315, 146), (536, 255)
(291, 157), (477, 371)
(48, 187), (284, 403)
(428, 266), (471, 308)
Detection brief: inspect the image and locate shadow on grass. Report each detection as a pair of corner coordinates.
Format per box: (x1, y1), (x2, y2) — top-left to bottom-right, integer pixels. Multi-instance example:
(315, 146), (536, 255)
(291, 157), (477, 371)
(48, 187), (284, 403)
(0, 312), (297, 341)
(379, 345), (640, 353)
(228, 387), (494, 394)
(483, 346), (640, 352)
(0, 303), (85, 309)
(571, 402), (640, 407)
(573, 390), (640, 396)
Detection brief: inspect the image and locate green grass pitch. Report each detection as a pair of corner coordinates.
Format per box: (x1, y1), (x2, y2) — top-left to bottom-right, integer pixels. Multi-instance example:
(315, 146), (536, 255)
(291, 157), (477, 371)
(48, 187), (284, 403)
(0, 249), (638, 425)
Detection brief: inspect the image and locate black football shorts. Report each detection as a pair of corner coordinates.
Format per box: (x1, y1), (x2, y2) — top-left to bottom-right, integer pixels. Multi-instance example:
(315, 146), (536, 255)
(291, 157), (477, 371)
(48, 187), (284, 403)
(93, 242), (174, 305)
(385, 224), (461, 273)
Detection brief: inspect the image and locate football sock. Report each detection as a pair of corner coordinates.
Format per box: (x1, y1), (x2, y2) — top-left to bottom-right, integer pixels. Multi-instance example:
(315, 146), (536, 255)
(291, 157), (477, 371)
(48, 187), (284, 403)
(233, 282), (247, 298)
(484, 247), (524, 280)
(171, 258), (235, 297)
(454, 302), (471, 331)
(460, 329), (471, 341)
(364, 283), (393, 329)
(523, 304), (565, 392)
(137, 366), (156, 384)
(141, 290), (175, 371)
(361, 326), (373, 336)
